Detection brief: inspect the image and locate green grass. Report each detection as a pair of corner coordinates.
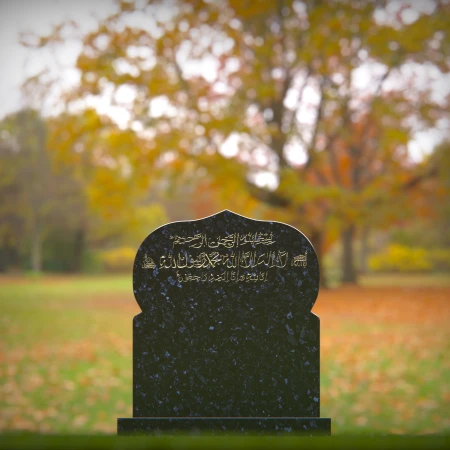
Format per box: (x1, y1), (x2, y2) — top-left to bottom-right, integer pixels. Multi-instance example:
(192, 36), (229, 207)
(0, 279), (130, 346)
(1, 274), (130, 296)
(0, 434), (449, 450)
(359, 273), (450, 287)
(1, 274), (450, 436)
(0, 275), (133, 434)
(324, 271), (450, 288)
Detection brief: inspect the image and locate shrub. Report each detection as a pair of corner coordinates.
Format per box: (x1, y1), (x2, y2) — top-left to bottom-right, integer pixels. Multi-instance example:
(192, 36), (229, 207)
(81, 250), (105, 274)
(430, 248), (450, 272)
(100, 247), (135, 273)
(369, 244), (432, 273)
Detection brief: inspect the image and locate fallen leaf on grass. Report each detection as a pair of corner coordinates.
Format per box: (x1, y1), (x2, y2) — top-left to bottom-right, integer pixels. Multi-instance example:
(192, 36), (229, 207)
(73, 414), (88, 427)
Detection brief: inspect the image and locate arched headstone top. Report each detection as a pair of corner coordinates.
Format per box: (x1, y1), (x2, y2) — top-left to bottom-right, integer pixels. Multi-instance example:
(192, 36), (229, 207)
(133, 209), (320, 314)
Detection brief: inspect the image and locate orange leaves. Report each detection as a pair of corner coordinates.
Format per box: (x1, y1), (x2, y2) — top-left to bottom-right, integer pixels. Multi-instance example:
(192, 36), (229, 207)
(1, 277), (450, 435)
(20, 0), (448, 247)
(318, 284), (450, 433)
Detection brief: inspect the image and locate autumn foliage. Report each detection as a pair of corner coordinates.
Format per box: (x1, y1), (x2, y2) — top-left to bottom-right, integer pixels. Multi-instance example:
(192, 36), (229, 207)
(7, 0), (447, 283)
(0, 276), (449, 434)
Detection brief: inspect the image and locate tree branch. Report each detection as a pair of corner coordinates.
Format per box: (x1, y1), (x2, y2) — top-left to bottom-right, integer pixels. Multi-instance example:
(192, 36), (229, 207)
(402, 165), (438, 191)
(367, 163), (438, 209)
(357, 67), (393, 181)
(305, 76), (327, 169)
(246, 180), (290, 208)
(287, 67), (311, 141)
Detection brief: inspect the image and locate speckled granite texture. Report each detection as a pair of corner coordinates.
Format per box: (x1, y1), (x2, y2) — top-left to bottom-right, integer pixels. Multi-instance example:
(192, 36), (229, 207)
(117, 210), (331, 435)
(118, 418), (331, 436)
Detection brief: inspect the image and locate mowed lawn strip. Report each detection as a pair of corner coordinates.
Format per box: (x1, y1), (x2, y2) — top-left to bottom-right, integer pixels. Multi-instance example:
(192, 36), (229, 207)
(1, 434), (450, 450)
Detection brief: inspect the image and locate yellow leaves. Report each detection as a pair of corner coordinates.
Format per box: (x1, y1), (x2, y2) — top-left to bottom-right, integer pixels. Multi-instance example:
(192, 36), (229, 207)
(396, 15), (436, 54)
(255, 83), (277, 102)
(48, 109), (164, 222)
(167, 157), (186, 173)
(87, 168), (122, 200)
(382, 127), (410, 146)
(16, 0), (447, 267)
(99, 247), (135, 273)
(76, 53), (96, 72)
(369, 244), (447, 273)
(119, 1), (134, 13)
(229, 0), (271, 19)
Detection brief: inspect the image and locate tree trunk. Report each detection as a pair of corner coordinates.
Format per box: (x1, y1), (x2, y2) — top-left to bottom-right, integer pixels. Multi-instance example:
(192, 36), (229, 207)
(341, 224), (357, 284)
(359, 226), (370, 275)
(31, 222), (42, 273)
(310, 229), (328, 289)
(0, 243), (20, 272)
(72, 227), (85, 273)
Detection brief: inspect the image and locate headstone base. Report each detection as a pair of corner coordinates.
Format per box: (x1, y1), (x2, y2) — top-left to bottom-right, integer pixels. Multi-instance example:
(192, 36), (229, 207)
(117, 417), (331, 436)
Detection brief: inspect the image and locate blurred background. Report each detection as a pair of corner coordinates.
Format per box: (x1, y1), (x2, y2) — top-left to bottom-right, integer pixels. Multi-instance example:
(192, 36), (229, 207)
(0, 0), (449, 436)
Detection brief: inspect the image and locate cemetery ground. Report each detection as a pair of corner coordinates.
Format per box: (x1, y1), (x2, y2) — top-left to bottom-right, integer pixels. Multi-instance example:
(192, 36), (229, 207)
(1, 274), (449, 447)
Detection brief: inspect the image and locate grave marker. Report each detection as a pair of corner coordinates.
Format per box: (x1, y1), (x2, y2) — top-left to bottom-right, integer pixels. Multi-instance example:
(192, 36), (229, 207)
(118, 210), (331, 435)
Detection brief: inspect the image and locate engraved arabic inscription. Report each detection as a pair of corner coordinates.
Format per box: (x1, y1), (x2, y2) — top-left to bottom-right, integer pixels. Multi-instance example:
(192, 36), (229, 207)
(142, 232), (308, 284)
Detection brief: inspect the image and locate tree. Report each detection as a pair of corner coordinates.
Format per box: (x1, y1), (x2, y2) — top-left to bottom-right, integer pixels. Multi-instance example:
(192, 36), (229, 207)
(0, 109), (93, 272)
(396, 140), (450, 250)
(0, 109), (54, 272)
(432, 141), (450, 248)
(0, 108), (170, 273)
(24, 0), (449, 283)
(47, 108), (172, 257)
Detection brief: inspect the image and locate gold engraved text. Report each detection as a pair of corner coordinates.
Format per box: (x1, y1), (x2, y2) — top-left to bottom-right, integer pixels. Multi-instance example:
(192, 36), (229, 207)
(142, 232), (309, 284)
(142, 254), (156, 269)
(159, 250), (289, 270)
(176, 270), (269, 283)
(291, 251), (308, 267)
(170, 232), (275, 249)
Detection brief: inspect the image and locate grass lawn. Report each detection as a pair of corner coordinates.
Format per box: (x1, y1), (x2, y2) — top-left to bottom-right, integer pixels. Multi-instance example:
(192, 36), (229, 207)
(0, 434), (449, 449)
(359, 273), (450, 287)
(0, 273), (449, 437)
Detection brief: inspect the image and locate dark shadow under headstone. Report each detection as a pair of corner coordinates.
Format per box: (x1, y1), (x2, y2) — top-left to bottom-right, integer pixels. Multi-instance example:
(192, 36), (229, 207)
(118, 210), (331, 435)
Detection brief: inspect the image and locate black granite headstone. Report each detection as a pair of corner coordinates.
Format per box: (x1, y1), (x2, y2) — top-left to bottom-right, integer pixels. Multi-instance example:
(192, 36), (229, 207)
(117, 210), (331, 435)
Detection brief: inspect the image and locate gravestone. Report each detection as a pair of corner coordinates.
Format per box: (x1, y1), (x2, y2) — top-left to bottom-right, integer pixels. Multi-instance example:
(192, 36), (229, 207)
(117, 210), (331, 435)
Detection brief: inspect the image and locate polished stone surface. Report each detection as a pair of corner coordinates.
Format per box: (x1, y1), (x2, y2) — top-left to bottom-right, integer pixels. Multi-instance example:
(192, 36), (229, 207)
(118, 210), (330, 435)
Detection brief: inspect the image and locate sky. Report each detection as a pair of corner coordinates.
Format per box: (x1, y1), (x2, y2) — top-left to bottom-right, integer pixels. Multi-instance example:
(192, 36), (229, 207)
(0, 0), (448, 172)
